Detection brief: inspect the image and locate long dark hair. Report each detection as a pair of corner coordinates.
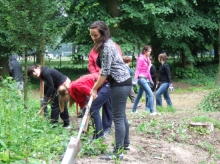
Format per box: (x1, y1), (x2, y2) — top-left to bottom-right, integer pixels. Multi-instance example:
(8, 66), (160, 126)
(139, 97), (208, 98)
(90, 21), (111, 54)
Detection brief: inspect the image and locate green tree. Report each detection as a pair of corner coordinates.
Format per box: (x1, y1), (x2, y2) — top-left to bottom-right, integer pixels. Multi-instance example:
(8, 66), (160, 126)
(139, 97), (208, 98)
(0, 0), (71, 106)
(64, 0), (219, 68)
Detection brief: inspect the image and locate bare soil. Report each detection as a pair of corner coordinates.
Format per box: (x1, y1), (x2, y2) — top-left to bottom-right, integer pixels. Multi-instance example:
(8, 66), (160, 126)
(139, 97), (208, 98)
(73, 83), (220, 164)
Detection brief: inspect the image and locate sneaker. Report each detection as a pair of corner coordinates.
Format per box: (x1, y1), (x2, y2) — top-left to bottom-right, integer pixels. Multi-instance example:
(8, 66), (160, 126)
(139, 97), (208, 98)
(137, 104), (142, 107)
(150, 112), (160, 116)
(124, 145), (130, 150)
(103, 128), (111, 136)
(131, 111), (138, 114)
(100, 151), (123, 160)
(63, 125), (73, 130)
(111, 143), (130, 151)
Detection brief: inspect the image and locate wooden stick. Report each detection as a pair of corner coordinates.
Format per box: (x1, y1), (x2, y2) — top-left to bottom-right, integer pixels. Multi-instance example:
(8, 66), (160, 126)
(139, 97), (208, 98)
(35, 98), (52, 118)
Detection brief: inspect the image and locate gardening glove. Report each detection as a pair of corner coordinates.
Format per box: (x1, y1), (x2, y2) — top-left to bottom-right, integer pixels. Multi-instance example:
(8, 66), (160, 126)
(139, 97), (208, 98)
(132, 78), (138, 86)
(150, 79), (154, 88)
(41, 96), (49, 117)
(169, 83), (174, 92)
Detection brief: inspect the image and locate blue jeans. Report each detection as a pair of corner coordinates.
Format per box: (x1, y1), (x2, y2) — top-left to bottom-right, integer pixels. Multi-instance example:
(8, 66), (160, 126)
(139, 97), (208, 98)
(132, 77), (154, 113)
(101, 83), (112, 130)
(111, 85), (131, 149)
(156, 82), (172, 106)
(90, 83), (111, 139)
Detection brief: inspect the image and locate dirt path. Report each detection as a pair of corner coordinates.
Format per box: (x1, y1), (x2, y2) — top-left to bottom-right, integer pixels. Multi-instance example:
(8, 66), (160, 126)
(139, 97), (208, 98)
(75, 90), (220, 164)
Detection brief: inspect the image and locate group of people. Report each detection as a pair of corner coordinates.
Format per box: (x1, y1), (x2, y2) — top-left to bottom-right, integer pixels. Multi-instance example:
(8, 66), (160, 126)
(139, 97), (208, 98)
(131, 45), (173, 115)
(9, 20), (173, 161)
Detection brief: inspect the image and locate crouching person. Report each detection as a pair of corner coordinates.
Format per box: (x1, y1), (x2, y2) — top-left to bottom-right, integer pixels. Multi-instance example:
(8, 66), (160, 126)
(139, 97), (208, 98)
(58, 73), (111, 140)
(27, 64), (70, 128)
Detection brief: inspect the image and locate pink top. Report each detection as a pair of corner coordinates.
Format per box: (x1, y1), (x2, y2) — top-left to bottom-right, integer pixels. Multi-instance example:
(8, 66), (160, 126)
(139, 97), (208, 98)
(134, 54), (152, 80)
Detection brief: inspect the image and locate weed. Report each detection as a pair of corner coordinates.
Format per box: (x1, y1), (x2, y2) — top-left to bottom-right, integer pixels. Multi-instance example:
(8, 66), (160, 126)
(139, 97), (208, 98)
(197, 89), (220, 112)
(157, 106), (176, 113)
(197, 141), (216, 157)
(136, 120), (161, 139)
(78, 126), (108, 157)
(189, 126), (211, 135)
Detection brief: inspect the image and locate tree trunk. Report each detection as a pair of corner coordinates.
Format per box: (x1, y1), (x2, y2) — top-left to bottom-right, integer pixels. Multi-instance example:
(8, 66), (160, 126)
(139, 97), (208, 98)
(24, 48), (28, 109)
(0, 56), (9, 76)
(216, 23), (220, 85)
(181, 52), (193, 68)
(152, 45), (160, 64)
(107, 0), (121, 36)
(214, 42), (219, 62)
(108, 0), (121, 17)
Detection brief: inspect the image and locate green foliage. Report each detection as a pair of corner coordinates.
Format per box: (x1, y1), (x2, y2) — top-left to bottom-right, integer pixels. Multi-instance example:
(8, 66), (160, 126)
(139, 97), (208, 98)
(136, 120), (161, 138)
(62, 0), (219, 66)
(79, 135), (108, 157)
(197, 89), (220, 112)
(189, 126), (211, 135)
(0, 77), (109, 163)
(197, 141), (216, 157)
(0, 0), (71, 54)
(174, 64), (218, 87)
(156, 106), (176, 113)
(54, 67), (89, 81)
(175, 67), (202, 79)
(0, 78), (71, 163)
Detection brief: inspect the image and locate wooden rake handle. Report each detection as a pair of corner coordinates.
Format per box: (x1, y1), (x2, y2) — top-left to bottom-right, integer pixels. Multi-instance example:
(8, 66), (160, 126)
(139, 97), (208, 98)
(76, 96), (93, 140)
(35, 98), (52, 118)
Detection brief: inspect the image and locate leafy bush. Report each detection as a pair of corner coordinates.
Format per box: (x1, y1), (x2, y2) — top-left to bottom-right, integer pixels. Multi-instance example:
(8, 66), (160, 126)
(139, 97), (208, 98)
(174, 64), (218, 87)
(54, 67), (89, 81)
(197, 89), (220, 112)
(174, 67), (202, 79)
(0, 78), (72, 163)
(0, 78), (107, 163)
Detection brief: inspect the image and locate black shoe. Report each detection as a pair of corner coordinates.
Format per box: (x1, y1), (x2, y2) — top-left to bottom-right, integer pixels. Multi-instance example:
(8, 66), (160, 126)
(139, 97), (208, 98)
(111, 143), (130, 151)
(100, 151), (123, 160)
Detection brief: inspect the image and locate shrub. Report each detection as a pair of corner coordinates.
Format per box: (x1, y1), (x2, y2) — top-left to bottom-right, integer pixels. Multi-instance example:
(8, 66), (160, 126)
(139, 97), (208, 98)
(197, 89), (220, 112)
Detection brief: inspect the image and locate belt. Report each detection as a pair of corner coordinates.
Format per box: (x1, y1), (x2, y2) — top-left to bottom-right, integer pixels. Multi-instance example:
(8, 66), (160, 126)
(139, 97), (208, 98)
(138, 76), (149, 81)
(59, 77), (71, 89)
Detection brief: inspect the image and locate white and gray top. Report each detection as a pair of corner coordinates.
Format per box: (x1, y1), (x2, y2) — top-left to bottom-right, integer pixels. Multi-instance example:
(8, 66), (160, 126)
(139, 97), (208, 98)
(99, 39), (130, 83)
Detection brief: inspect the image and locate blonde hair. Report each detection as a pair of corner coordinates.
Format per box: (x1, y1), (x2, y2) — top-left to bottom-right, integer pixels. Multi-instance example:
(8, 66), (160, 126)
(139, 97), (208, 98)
(58, 86), (75, 112)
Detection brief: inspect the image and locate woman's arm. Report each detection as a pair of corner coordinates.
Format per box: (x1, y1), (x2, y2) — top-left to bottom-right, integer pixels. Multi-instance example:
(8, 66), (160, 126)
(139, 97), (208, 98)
(90, 75), (107, 99)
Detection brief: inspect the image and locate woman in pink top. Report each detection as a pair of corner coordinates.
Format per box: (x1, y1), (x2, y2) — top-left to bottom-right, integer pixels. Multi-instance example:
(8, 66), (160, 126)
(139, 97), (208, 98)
(132, 45), (157, 115)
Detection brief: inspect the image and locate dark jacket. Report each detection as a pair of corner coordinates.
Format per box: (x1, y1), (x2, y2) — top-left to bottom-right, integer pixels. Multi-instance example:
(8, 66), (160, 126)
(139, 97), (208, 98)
(150, 64), (156, 91)
(40, 67), (67, 98)
(8, 56), (23, 81)
(158, 62), (172, 83)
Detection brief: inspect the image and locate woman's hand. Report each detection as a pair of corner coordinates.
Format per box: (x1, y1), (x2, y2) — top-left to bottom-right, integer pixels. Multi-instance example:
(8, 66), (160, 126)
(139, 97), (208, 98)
(90, 88), (98, 100)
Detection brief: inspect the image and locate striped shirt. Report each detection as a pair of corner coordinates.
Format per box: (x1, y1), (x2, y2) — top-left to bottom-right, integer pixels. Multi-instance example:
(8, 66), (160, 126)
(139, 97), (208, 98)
(100, 39), (130, 83)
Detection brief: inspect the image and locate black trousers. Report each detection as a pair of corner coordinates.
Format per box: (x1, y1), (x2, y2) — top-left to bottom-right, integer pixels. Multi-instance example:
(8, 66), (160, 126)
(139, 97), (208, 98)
(51, 94), (70, 127)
